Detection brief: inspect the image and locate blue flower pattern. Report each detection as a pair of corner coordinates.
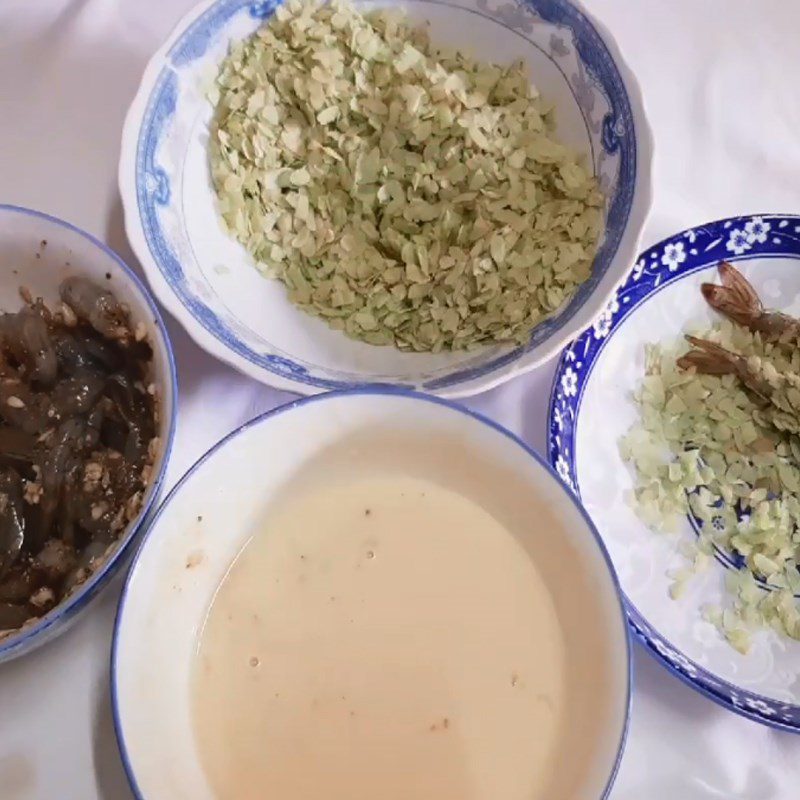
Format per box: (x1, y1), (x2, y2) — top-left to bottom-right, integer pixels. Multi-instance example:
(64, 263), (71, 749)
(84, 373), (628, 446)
(660, 241), (686, 271)
(745, 216), (770, 245)
(548, 215), (800, 732)
(726, 228), (751, 255)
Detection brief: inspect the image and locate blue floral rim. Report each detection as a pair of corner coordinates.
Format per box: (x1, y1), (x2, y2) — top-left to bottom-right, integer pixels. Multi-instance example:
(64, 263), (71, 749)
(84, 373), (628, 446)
(548, 214), (800, 732)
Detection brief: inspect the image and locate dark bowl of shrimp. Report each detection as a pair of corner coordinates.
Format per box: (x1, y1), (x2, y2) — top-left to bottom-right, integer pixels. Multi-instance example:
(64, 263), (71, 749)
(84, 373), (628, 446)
(0, 204), (177, 662)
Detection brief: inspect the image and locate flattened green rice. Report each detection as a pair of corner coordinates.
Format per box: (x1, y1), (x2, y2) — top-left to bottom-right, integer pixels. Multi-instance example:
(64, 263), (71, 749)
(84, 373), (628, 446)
(209, 0), (603, 351)
(621, 319), (800, 654)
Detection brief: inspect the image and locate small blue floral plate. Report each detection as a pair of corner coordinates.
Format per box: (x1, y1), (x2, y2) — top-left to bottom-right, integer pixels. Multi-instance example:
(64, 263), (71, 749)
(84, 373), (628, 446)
(119, 0), (652, 397)
(549, 214), (800, 732)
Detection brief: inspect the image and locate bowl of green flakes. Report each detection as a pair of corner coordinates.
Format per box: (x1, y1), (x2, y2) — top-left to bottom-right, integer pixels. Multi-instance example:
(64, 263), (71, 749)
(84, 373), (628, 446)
(120, 0), (652, 396)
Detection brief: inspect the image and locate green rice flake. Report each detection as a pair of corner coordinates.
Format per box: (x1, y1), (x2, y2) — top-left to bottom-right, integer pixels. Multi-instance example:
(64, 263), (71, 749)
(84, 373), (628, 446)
(619, 321), (800, 654)
(208, 0), (603, 351)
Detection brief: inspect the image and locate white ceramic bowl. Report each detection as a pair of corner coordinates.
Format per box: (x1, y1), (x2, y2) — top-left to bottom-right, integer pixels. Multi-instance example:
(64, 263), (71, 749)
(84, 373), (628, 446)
(119, 0), (653, 397)
(112, 390), (630, 799)
(0, 204), (177, 662)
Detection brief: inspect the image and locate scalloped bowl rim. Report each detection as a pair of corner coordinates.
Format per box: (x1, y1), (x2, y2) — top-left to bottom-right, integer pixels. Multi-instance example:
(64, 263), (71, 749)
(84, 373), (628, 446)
(119, 0), (654, 398)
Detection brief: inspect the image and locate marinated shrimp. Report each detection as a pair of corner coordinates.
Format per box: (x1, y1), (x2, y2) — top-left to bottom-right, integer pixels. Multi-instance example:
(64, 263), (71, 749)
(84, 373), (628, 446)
(0, 277), (157, 635)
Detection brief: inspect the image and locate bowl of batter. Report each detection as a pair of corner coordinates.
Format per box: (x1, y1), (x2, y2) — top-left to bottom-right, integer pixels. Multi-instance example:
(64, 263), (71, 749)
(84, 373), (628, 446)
(112, 389), (630, 799)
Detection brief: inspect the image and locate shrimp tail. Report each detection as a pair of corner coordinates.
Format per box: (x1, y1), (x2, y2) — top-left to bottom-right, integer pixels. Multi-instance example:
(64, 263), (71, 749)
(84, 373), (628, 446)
(677, 335), (744, 376)
(700, 262), (764, 328)
(678, 335), (773, 401)
(701, 261), (799, 341)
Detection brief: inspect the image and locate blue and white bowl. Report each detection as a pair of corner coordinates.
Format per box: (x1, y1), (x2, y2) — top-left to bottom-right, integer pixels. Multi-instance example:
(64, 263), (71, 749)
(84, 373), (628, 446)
(119, 0), (652, 397)
(549, 214), (800, 731)
(0, 205), (177, 662)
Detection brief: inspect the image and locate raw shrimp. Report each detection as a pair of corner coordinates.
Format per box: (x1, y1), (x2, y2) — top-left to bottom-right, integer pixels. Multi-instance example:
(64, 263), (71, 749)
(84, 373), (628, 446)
(0, 469), (25, 580)
(0, 276), (156, 637)
(0, 306), (57, 385)
(59, 277), (129, 341)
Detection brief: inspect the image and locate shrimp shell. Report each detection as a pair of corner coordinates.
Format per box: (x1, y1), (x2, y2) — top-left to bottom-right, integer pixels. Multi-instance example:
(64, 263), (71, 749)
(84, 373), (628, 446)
(702, 262), (800, 342)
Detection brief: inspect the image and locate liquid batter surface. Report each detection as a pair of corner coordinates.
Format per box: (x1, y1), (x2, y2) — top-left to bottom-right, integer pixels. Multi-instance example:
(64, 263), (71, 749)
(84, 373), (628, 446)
(193, 475), (566, 800)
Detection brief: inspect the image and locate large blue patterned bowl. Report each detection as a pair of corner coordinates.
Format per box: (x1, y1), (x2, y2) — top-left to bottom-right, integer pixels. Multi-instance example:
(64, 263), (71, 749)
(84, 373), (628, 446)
(120, 0), (652, 397)
(549, 215), (800, 732)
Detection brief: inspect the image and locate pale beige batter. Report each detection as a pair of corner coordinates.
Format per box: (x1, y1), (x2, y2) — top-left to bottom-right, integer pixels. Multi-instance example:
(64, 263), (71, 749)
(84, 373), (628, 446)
(193, 475), (566, 800)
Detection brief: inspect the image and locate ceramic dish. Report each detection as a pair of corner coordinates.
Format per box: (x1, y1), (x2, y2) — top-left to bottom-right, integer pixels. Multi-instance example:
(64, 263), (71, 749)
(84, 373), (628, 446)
(113, 389), (631, 799)
(0, 204), (177, 662)
(119, 0), (652, 397)
(549, 214), (800, 731)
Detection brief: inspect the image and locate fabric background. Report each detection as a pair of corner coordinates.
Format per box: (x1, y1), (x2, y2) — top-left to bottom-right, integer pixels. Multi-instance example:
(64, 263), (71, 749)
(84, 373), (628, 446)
(1, 0), (799, 796)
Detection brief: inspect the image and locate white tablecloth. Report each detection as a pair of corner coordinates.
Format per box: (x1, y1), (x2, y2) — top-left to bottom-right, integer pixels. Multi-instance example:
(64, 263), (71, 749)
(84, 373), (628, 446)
(2, 0), (800, 796)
